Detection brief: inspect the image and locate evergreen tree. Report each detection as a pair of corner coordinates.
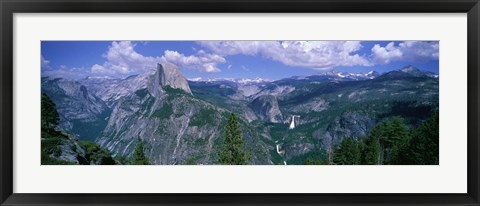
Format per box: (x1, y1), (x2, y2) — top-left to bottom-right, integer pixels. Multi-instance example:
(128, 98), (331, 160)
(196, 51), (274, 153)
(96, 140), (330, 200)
(390, 140), (409, 164)
(329, 113), (438, 165)
(371, 117), (409, 148)
(131, 136), (150, 165)
(400, 112), (439, 164)
(370, 117), (410, 164)
(361, 136), (381, 165)
(305, 156), (322, 165)
(41, 93), (59, 130)
(218, 113), (250, 165)
(333, 137), (361, 165)
(184, 157), (197, 165)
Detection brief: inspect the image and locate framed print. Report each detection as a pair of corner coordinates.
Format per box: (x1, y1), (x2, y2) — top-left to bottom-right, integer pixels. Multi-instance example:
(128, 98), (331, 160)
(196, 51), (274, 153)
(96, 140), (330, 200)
(1, 0), (479, 205)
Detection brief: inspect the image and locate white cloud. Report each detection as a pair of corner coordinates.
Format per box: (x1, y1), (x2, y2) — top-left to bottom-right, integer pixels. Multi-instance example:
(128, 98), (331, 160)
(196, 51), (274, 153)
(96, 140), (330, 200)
(91, 41), (225, 75)
(188, 77), (203, 81)
(91, 41), (164, 75)
(42, 56), (94, 80)
(41, 55), (51, 69)
(42, 65), (91, 80)
(371, 41), (439, 64)
(90, 64), (110, 74)
(163, 49), (225, 73)
(240, 65), (250, 71)
(198, 41), (372, 70)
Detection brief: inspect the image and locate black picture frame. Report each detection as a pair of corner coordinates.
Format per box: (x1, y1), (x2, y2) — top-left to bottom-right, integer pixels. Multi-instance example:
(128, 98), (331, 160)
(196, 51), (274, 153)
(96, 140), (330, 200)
(1, 0), (479, 205)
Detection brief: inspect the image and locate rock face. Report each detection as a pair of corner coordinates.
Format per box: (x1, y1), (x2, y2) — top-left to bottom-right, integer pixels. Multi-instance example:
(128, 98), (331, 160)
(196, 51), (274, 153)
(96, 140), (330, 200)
(285, 143), (315, 161)
(53, 133), (88, 164)
(97, 90), (225, 164)
(95, 64), (271, 165)
(41, 77), (110, 141)
(98, 94), (271, 165)
(156, 63), (192, 95)
(319, 112), (375, 149)
(80, 74), (151, 107)
(80, 63), (192, 105)
(42, 127), (115, 165)
(249, 95), (283, 123)
(291, 97), (328, 112)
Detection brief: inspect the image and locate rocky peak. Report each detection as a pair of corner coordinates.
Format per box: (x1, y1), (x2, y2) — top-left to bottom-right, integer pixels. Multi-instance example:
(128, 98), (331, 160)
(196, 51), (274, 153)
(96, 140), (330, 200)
(367, 70), (380, 78)
(155, 63), (192, 95)
(378, 65), (429, 79)
(249, 95), (283, 123)
(400, 65), (421, 74)
(317, 70), (380, 80)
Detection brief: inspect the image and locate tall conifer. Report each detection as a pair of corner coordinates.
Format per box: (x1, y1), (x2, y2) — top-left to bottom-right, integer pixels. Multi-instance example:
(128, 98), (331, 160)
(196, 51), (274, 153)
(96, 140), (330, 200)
(131, 136), (150, 165)
(218, 113), (250, 165)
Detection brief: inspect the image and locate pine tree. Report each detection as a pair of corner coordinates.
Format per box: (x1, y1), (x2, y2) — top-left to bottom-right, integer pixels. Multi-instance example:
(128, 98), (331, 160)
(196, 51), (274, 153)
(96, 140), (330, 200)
(370, 117), (410, 164)
(361, 136), (381, 165)
(333, 137), (361, 165)
(372, 117), (409, 148)
(218, 113), (250, 165)
(41, 93), (59, 130)
(131, 136), (150, 165)
(305, 156), (322, 165)
(405, 111), (439, 164)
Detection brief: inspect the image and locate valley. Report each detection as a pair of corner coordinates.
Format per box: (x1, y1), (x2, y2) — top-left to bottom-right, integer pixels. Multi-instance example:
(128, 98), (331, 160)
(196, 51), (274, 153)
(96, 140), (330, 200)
(41, 63), (439, 165)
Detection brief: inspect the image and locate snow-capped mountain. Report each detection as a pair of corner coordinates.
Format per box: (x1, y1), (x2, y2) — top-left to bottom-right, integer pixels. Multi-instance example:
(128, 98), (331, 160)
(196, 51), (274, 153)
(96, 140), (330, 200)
(319, 70), (380, 80)
(188, 77), (272, 84)
(285, 70), (380, 82)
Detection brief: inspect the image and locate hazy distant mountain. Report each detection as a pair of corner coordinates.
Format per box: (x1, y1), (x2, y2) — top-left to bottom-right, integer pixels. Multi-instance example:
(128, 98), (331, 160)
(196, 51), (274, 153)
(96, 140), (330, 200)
(41, 77), (110, 141)
(80, 73), (151, 107)
(286, 70), (380, 82)
(377, 65), (436, 79)
(188, 77), (272, 84)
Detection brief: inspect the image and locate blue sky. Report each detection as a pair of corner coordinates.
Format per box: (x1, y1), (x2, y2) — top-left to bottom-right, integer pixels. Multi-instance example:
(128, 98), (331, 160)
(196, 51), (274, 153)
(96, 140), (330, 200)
(41, 41), (439, 80)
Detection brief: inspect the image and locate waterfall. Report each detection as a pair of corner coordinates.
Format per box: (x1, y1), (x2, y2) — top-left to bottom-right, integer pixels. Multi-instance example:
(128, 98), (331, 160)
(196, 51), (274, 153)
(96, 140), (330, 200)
(276, 144), (284, 155)
(289, 115), (295, 129)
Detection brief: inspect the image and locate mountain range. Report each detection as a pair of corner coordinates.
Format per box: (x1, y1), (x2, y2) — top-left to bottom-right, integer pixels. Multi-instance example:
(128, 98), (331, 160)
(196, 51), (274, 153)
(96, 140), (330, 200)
(41, 64), (439, 165)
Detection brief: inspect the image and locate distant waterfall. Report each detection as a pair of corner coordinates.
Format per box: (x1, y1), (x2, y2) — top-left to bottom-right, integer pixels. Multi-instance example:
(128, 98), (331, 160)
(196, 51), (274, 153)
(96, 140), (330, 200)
(281, 115), (299, 165)
(276, 144), (285, 155)
(289, 115), (296, 129)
